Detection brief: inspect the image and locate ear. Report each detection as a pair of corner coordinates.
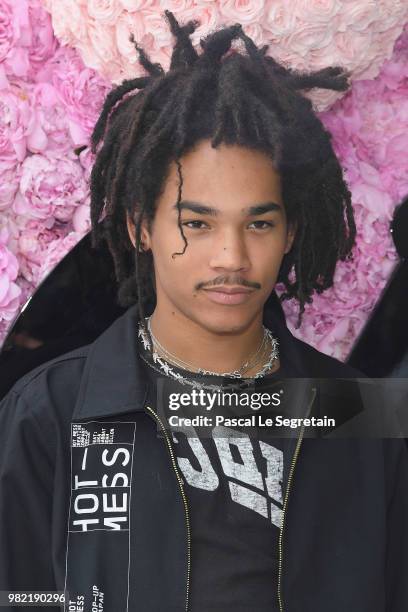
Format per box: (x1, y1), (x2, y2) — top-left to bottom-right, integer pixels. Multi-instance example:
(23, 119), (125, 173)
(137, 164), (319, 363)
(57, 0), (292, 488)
(126, 212), (136, 248)
(126, 212), (151, 250)
(284, 219), (297, 255)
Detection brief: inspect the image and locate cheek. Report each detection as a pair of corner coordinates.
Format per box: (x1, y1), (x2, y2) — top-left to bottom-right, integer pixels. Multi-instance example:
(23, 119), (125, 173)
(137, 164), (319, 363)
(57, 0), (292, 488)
(153, 224), (205, 272)
(249, 238), (288, 287)
(250, 233), (287, 263)
(152, 242), (200, 290)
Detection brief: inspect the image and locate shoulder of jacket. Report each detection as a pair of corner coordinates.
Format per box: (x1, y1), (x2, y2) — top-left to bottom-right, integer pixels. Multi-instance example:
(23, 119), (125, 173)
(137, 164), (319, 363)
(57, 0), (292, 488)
(9, 344), (91, 399)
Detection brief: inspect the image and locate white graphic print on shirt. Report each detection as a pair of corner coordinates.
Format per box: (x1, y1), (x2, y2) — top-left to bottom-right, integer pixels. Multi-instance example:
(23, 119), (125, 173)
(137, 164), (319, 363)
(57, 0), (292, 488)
(171, 424), (284, 528)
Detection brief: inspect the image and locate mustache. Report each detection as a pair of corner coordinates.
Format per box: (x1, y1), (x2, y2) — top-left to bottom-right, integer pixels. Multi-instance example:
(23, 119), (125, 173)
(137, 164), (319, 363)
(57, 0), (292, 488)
(195, 275), (261, 290)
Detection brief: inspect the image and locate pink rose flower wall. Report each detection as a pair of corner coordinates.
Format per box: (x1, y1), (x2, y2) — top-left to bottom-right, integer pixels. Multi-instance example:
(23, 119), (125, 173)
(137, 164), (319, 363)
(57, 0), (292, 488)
(0, 0), (407, 361)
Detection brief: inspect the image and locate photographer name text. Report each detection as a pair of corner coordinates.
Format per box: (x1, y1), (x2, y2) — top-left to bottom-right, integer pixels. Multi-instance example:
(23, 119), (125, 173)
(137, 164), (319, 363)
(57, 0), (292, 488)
(168, 414), (335, 429)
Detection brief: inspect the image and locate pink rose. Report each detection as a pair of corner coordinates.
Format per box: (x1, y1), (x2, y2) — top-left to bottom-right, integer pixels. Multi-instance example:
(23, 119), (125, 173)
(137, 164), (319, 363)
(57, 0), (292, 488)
(18, 217), (60, 265)
(27, 82), (72, 154)
(352, 181), (393, 217)
(382, 132), (408, 168)
(15, 153), (88, 222)
(0, 227), (18, 279)
(0, 161), (20, 211)
(0, 84), (32, 163)
(4, 0), (31, 78)
(17, 217), (73, 284)
(0, 1), (15, 62)
(381, 55), (407, 90)
(27, 0), (57, 75)
(1, 0), (56, 79)
(47, 47), (110, 142)
(78, 147), (96, 182)
(0, 226), (22, 318)
(72, 200), (91, 234)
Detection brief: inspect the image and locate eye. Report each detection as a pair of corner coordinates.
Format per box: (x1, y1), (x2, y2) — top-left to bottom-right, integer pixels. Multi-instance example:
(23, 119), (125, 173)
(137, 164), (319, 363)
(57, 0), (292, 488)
(182, 220), (209, 229)
(248, 220), (275, 230)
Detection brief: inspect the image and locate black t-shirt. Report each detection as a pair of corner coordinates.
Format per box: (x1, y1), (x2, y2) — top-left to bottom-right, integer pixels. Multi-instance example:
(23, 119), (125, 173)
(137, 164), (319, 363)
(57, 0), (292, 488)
(138, 334), (289, 611)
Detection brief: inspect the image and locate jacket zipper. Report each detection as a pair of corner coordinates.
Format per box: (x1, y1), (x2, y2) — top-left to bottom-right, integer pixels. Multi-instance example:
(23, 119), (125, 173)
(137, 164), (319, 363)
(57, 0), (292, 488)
(144, 405), (191, 612)
(277, 385), (317, 612)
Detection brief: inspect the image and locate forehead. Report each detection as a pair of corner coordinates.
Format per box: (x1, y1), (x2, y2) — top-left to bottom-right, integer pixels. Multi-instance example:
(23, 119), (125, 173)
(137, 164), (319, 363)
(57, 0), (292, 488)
(158, 139), (282, 207)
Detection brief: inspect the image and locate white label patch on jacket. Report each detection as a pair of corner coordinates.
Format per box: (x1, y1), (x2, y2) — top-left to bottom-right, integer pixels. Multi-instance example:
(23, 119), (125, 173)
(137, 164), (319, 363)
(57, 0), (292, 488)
(64, 421), (136, 612)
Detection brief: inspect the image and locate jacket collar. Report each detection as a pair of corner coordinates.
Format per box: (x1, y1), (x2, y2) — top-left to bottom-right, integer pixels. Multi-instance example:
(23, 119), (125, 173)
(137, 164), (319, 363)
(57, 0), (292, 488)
(73, 302), (309, 421)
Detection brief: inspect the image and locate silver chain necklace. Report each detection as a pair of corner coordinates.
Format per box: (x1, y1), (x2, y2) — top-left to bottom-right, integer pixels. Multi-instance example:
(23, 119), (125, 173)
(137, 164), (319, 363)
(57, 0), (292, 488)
(137, 317), (279, 388)
(147, 316), (270, 377)
(138, 352), (250, 392)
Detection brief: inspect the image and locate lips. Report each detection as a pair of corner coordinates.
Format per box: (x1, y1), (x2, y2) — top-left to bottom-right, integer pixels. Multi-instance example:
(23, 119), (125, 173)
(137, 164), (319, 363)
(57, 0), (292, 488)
(205, 286), (253, 294)
(202, 286), (255, 305)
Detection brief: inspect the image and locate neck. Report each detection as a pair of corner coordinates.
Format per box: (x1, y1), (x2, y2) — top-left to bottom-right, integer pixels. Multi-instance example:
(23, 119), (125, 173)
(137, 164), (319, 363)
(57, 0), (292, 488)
(146, 305), (268, 375)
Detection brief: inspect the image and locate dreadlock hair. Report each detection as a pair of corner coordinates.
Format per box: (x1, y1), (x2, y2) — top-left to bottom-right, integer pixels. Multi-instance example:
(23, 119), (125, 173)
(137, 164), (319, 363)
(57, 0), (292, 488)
(89, 10), (356, 329)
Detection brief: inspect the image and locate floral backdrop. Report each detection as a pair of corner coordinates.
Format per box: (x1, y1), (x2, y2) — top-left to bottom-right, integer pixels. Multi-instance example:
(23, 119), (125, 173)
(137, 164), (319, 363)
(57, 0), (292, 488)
(1, 0), (407, 361)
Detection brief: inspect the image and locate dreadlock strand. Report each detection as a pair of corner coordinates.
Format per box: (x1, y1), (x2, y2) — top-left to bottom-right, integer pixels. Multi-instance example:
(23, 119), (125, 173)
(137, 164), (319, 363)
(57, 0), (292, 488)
(109, 75), (177, 214)
(173, 68), (215, 153)
(129, 33), (164, 77)
(171, 160), (189, 258)
(199, 23), (243, 64)
(164, 10), (200, 70)
(237, 29), (268, 79)
(287, 66), (351, 92)
(90, 97), (142, 249)
(90, 77), (150, 153)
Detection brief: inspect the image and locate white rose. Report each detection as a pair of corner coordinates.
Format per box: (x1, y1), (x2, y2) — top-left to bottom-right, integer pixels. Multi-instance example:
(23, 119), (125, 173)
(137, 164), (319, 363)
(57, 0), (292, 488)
(118, 0), (155, 11)
(284, 19), (334, 56)
(263, 2), (297, 38)
(337, 1), (378, 33)
(87, 0), (122, 25)
(80, 22), (121, 79)
(334, 30), (373, 65)
(292, 0), (341, 24)
(218, 0), (265, 25)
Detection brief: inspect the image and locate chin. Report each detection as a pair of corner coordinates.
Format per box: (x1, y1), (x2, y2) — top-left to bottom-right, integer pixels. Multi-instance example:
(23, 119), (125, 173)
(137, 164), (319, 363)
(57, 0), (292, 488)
(194, 308), (257, 335)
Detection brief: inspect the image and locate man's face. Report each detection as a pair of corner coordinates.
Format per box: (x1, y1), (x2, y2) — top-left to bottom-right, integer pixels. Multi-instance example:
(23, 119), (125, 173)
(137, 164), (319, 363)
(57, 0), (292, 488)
(127, 139), (296, 334)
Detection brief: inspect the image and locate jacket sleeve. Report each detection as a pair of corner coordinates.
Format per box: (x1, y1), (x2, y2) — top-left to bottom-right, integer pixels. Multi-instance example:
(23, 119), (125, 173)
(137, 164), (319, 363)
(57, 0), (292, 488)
(384, 438), (408, 611)
(0, 388), (57, 593)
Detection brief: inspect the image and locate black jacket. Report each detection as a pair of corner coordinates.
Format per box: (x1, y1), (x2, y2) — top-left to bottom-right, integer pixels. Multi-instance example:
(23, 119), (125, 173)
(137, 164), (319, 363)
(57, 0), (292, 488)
(0, 304), (407, 612)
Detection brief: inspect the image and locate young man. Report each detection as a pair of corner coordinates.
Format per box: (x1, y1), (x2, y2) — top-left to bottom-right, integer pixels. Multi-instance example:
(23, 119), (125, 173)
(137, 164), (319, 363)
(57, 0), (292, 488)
(0, 11), (407, 612)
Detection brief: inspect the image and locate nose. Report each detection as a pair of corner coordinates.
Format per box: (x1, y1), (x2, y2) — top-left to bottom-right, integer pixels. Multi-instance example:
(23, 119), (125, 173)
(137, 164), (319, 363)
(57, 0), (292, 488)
(208, 229), (251, 272)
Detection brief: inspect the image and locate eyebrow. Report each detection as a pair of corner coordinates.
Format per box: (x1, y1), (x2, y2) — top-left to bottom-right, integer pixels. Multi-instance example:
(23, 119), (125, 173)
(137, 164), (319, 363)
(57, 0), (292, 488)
(172, 200), (283, 216)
